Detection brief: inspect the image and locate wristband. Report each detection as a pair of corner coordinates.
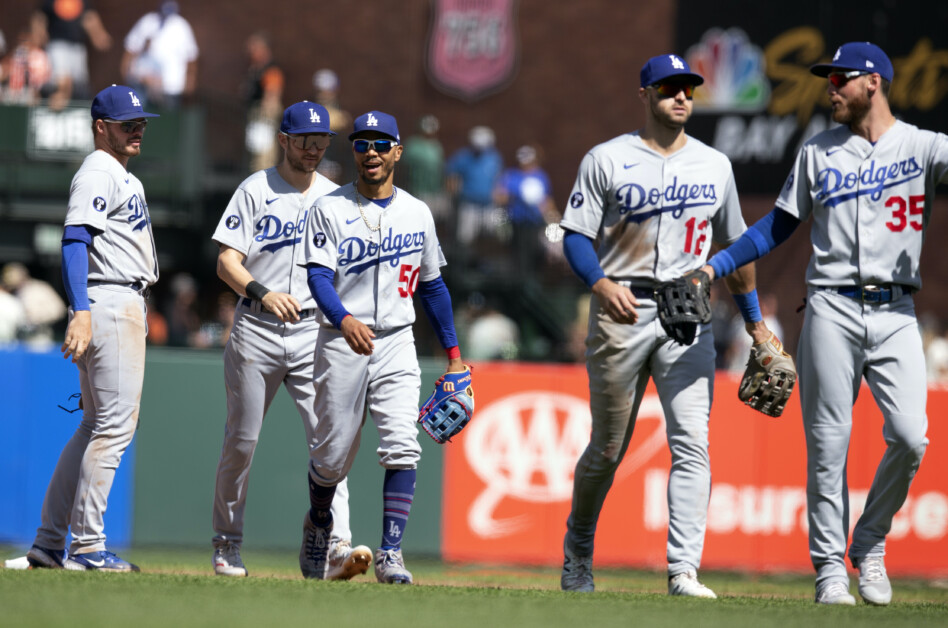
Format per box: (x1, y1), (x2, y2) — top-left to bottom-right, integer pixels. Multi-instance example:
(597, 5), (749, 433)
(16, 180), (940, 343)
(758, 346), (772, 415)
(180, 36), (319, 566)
(246, 280), (271, 302)
(447, 346), (461, 360)
(733, 289), (763, 323)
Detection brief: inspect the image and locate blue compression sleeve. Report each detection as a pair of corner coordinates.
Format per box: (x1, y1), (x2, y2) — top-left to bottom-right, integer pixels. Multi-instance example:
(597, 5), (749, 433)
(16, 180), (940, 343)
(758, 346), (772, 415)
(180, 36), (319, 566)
(732, 289), (762, 323)
(62, 240), (90, 311)
(306, 264), (350, 329)
(63, 224), (97, 245)
(416, 276), (460, 351)
(708, 208), (801, 278)
(563, 231), (606, 288)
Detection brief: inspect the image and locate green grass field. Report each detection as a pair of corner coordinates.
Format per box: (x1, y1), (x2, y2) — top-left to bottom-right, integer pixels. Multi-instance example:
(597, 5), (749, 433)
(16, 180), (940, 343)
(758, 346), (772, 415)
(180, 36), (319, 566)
(3, 546), (947, 628)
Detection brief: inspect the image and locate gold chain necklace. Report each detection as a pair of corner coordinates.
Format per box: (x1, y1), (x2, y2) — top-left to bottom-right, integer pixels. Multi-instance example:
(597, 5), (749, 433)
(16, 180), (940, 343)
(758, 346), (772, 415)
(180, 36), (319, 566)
(356, 186), (397, 232)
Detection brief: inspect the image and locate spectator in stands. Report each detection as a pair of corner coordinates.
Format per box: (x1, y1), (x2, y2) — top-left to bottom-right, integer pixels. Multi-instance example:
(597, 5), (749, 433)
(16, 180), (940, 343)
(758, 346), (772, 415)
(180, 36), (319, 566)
(0, 283), (27, 345)
(242, 31), (284, 173)
(32, 0), (112, 110)
(493, 143), (558, 278)
(192, 291), (237, 348)
(456, 292), (520, 361)
(145, 294), (168, 345)
(446, 125), (503, 246)
(1, 262), (66, 348)
(121, 1), (199, 109)
(0, 27), (52, 105)
(164, 272), (201, 347)
(399, 114), (448, 224)
(312, 68), (353, 184)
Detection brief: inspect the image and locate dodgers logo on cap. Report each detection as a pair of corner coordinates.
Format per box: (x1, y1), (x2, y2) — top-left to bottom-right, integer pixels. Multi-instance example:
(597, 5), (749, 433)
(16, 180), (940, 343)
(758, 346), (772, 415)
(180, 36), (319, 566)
(280, 101), (335, 135)
(640, 54), (704, 88)
(349, 111), (400, 141)
(810, 42), (893, 82)
(91, 84), (159, 121)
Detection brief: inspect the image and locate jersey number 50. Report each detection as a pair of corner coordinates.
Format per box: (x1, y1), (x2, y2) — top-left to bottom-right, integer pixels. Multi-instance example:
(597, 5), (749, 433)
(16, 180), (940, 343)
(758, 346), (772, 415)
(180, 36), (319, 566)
(398, 264), (421, 298)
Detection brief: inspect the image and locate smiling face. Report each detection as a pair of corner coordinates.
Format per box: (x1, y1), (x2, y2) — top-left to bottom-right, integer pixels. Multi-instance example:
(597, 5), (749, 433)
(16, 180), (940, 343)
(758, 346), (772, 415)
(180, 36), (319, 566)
(352, 132), (402, 187)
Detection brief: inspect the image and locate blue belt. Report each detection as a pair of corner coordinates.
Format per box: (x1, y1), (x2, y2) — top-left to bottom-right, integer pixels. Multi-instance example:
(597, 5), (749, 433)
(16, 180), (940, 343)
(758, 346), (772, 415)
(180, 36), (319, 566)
(822, 284), (911, 303)
(239, 297), (317, 318)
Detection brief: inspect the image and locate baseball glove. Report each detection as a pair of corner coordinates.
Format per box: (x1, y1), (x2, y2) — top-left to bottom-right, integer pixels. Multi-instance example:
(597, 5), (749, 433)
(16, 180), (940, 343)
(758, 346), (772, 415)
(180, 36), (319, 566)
(655, 269), (712, 346)
(738, 333), (797, 417)
(418, 365), (475, 444)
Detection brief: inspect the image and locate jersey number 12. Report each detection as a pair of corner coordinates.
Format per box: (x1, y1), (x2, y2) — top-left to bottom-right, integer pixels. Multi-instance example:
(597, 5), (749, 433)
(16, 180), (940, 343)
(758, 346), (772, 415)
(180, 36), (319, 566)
(683, 217), (708, 256)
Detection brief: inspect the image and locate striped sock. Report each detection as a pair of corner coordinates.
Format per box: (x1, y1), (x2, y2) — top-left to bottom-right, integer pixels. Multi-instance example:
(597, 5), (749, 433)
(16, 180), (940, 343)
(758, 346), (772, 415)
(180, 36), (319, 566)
(381, 468), (415, 550)
(308, 472), (335, 527)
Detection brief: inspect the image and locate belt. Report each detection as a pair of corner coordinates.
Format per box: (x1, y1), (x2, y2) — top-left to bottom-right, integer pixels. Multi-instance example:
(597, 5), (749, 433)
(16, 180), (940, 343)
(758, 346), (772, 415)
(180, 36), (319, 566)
(611, 280), (656, 300)
(821, 284), (911, 304)
(239, 296), (317, 318)
(88, 280), (150, 297)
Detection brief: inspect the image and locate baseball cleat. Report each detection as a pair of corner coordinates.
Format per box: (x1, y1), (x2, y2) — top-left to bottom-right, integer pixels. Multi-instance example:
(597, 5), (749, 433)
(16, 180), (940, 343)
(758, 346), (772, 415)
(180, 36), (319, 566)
(26, 545), (66, 569)
(213, 542), (248, 577)
(325, 539), (372, 580)
(561, 543), (594, 592)
(668, 569), (717, 598)
(855, 556), (892, 606)
(65, 550), (140, 572)
(299, 512), (332, 579)
(815, 580), (856, 605)
(374, 548), (413, 584)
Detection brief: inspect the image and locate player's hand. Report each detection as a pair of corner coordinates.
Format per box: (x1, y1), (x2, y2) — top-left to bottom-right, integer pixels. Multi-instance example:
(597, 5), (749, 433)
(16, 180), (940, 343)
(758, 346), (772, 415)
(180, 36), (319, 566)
(261, 291), (302, 322)
(62, 310), (92, 363)
(592, 278), (640, 324)
(340, 315), (376, 355)
(446, 357), (465, 373)
(700, 263), (716, 282)
(745, 320), (774, 345)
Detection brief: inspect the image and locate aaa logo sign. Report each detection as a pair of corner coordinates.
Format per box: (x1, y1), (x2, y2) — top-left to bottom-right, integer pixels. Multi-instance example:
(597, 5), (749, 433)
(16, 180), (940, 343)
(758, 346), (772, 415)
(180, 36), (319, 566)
(426, 0), (520, 101)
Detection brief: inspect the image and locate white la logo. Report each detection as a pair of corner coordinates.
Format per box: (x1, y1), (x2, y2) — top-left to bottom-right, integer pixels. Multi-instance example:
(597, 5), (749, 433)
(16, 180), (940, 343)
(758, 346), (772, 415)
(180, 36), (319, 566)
(366, 113), (379, 127)
(129, 92), (141, 107)
(309, 108), (321, 124)
(387, 521), (401, 538)
(866, 60), (875, 68)
(462, 391), (667, 538)
(669, 55), (685, 70)
(833, 48), (842, 61)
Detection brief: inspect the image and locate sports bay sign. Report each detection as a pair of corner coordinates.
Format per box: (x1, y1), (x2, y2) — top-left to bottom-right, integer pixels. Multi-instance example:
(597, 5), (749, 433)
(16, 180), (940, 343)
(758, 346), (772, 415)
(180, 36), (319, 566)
(426, 0), (519, 102)
(676, 0), (948, 194)
(442, 364), (948, 575)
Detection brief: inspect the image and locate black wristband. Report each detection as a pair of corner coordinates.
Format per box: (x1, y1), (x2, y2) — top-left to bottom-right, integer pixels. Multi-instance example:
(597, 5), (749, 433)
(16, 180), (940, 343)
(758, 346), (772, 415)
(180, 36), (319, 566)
(245, 280), (271, 301)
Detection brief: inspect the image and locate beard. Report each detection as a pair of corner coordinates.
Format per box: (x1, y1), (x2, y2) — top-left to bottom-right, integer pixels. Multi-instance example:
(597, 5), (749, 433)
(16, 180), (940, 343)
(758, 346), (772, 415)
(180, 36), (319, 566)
(358, 159), (395, 186)
(285, 148), (320, 174)
(105, 127), (141, 157)
(832, 87), (871, 126)
(649, 95), (691, 131)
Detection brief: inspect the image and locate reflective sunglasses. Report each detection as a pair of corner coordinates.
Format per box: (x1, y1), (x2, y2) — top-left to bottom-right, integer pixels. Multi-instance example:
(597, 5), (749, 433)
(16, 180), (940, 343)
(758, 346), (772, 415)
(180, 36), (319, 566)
(650, 82), (695, 99)
(353, 138), (398, 154)
(104, 119), (147, 133)
(283, 133), (332, 150)
(827, 70), (869, 89)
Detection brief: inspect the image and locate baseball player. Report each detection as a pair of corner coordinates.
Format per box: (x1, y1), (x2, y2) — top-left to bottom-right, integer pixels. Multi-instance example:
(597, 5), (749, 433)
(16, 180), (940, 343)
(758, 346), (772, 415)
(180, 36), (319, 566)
(299, 110), (465, 584)
(210, 101), (371, 580)
(559, 55), (776, 596)
(26, 85), (159, 572)
(699, 42), (944, 606)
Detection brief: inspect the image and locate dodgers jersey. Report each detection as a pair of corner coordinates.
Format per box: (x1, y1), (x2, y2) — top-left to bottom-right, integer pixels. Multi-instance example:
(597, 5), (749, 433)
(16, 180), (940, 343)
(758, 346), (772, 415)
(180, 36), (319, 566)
(301, 183), (445, 330)
(776, 120), (948, 289)
(561, 132), (746, 283)
(213, 167), (338, 310)
(64, 150), (158, 286)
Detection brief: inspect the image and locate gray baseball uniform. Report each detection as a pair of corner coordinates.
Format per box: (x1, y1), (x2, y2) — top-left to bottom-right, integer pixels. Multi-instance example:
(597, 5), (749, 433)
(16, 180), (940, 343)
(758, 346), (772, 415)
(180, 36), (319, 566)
(34, 150), (157, 554)
(776, 120), (948, 587)
(561, 132), (745, 575)
(300, 183), (445, 485)
(210, 167), (355, 548)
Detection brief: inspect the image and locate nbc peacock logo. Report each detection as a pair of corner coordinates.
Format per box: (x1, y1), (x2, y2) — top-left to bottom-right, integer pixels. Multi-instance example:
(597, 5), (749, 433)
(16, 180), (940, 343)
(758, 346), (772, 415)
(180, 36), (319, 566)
(686, 27), (770, 112)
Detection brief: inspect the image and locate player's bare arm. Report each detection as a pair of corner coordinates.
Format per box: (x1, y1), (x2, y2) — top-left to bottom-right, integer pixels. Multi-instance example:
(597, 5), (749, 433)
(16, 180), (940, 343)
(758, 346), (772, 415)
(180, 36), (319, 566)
(723, 264), (772, 345)
(591, 277), (640, 325)
(340, 315), (375, 355)
(61, 311), (92, 362)
(217, 245), (301, 322)
(446, 357), (465, 373)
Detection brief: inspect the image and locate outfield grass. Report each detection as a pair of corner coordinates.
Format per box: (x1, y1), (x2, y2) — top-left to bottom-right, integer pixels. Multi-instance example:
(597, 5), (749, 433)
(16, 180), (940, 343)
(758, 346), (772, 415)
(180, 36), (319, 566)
(2, 546), (947, 628)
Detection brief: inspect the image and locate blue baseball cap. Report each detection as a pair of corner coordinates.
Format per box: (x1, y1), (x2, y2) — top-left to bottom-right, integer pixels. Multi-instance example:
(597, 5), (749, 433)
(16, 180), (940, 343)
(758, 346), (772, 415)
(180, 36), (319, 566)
(810, 42), (893, 82)
(348, 111), (400, 142)
(90, 84), (159, 120)
(280, 101), (334, 135)
(640, 54), (704, 88)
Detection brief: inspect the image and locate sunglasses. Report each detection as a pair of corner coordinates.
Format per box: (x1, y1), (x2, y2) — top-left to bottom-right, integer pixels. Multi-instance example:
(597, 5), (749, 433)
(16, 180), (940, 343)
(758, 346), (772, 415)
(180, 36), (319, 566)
(104, 119), (147, 133)
(827, 70), (869, 89)
(353, 139), (398, 154)
(650, 82), (695, 99)
(283, 133), (332, 150)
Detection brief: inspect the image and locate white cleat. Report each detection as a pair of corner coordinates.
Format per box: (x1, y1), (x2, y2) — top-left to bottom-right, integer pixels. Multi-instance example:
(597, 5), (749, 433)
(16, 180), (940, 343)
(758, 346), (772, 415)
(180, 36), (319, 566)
(561, 544), (594, 592)
(668, 569), (717, 598)
(213, 542), (248, 577)
(855, 556), (892, 606)
(815, 580), (856, 605)
(325, 539), (372, 580)
(374, 548), (413, 584)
